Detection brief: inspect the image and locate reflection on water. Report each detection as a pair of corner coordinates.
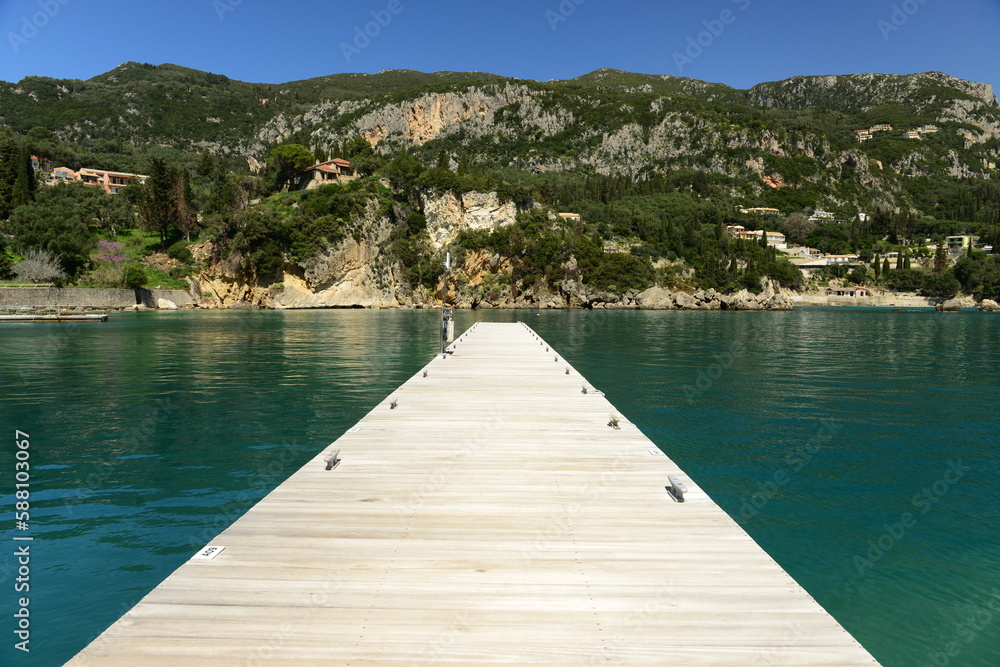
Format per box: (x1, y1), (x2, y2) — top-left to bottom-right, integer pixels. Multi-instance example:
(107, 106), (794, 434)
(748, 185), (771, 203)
(0, 308), (998, 666)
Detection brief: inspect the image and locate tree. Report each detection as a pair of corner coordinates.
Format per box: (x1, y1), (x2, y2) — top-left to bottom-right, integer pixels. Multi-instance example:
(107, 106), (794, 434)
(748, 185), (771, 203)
(882, 257), (891, 277)
(954, 254), (1000, 300)
(895, 249), (904, 270)
(0, 236), (12, 279)
(6, 184), (96, 275)
(11, 145), (36, 210)
(137, 158), (174, 246)
(268, 144), (314, 192)
(0, 140), (21, 218)
(874, 253), (882, 279)
(120, 263), (147, 289)
(171, 170), (198, 240)
(196, 151), (215, 178)
(436, 149), (450, 170)
(933, 237), (949, 274)
(781, 213), (815, 246)
(341, 135), (374, 159)
(921, 272), (960, 298)
(12, 249), (67, 283)
(205, 172), (253, 216)
(903, 250), (911, 270)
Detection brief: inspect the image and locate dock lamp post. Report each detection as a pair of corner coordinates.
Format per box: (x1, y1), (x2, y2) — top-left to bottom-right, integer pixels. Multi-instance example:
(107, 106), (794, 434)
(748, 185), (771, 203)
(440, 252), (454, 355)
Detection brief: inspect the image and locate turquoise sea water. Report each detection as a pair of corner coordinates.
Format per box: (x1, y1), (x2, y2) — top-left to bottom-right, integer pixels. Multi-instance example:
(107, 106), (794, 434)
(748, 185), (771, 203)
(0, 308), (998, 666)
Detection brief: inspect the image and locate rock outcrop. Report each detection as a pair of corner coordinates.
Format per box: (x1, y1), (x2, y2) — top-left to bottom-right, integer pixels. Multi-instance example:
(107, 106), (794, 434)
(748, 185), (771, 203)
(636, 279), (792, 311)
(978, 299), (999, 312)
(937, 298), (963, 312)
(422, 190), (517, 250)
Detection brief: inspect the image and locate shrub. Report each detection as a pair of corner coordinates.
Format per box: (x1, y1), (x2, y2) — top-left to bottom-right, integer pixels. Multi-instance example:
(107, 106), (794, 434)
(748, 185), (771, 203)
(13, 249), (67, 283)
(120, 263), (147, 289)
(166, 240), (194, 263)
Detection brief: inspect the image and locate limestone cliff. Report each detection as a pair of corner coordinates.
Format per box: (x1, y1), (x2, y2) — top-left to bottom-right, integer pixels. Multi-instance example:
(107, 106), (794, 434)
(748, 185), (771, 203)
(421, 190), (517, 250)
(192, 199), (411, 310)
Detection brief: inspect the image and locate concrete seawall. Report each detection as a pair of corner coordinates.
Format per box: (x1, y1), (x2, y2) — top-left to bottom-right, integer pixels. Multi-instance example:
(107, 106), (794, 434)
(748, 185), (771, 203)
(0, 287), (195, 309)
(793, 294), (941, 308)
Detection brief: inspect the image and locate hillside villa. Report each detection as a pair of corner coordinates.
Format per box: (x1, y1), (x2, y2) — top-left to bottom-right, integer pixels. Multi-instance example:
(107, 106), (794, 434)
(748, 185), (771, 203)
(297, 159), (356, 190)
(48, 167), (148, 194)
(738, 207), (781, 216)
(726, 226), (787, 250)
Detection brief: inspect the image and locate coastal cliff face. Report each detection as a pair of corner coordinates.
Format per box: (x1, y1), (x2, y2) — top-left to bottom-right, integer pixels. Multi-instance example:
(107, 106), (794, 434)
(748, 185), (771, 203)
(192, 199), (411, 309)
(189, 187), (795, 312)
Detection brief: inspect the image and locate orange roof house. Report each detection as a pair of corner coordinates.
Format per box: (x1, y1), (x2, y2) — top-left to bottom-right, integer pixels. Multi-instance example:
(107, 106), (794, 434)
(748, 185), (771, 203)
(297, 159), (356, 190)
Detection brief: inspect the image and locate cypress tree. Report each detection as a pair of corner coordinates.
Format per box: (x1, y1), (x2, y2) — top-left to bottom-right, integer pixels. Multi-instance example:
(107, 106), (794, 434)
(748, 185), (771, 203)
(874, 253), (882, 279)
(933, 237), (949, 274)
(882, 258), (891, 276)
(0, 236), (12, 279)
(137, 158), (173, 246)
(903, 250), (911, 270)
(895, 250), (904, 270)
(11, 146), (36, 210)
(0, 139), (19, 218)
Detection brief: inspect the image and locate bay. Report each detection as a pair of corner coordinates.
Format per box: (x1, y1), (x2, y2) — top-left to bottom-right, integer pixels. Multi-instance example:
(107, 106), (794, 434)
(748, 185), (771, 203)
(0, 308), (997, 666)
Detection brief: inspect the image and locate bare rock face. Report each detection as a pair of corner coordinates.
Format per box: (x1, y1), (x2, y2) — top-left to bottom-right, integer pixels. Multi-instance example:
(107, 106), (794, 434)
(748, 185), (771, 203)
(194, 200), (411, 310)
(422, 190), (517, 250)
(979, 299), (1000, 312)
(636, 287), (677, 310)
(275, 205), (406, 309)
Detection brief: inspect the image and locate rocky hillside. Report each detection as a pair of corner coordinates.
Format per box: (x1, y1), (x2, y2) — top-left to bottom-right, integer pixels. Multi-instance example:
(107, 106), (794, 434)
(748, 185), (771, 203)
(2, 64), (998, 215)
(189, 185), (794, 312)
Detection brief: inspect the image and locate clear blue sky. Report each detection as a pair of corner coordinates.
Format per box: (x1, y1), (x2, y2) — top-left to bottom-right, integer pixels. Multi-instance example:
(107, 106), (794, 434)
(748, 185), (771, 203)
(1, 0), (998, 94)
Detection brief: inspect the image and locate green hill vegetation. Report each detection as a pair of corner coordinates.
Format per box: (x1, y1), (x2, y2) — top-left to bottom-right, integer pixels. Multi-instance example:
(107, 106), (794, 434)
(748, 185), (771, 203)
(0, 64), (998, 300)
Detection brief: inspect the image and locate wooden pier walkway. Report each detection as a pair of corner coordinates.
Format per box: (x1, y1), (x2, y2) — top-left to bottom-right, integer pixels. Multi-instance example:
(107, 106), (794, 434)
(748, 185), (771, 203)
(69, 322), (878, 666)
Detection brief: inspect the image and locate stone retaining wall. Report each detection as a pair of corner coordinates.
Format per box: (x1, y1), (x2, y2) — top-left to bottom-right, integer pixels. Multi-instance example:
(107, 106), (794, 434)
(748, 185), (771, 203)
(0, 288), (195, 309)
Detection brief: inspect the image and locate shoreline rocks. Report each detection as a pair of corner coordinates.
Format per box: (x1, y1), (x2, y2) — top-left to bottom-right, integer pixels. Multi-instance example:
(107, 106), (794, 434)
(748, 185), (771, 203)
(979, 299), (1000, 312)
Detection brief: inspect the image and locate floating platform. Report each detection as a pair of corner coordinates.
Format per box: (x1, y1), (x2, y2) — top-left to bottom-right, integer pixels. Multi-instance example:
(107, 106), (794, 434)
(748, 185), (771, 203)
(0, 313), (108, 322)
(68, 322), (878, 666)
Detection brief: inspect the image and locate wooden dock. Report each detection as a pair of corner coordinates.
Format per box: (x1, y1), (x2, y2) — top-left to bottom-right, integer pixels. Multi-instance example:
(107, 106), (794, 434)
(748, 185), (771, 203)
(69, 322), (878, 666)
